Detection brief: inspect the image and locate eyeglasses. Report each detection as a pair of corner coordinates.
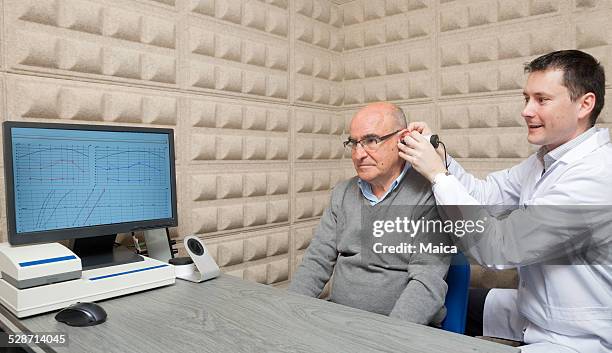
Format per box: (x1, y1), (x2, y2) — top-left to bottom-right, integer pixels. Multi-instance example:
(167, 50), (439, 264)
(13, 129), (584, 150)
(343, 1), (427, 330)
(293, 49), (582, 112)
(343, 129), (402, 151)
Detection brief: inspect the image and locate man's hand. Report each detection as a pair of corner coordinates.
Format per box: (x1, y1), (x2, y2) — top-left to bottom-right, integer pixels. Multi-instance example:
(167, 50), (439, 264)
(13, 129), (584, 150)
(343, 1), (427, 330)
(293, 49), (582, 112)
(398, 131), (447, 182)
(406, 121), (432, 135)
(403, 121), (445, 161)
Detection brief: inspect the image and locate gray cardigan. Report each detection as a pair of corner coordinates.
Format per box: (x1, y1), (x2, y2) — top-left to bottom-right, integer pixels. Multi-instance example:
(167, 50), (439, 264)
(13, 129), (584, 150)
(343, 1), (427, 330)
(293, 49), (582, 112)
(288, 168), (452, 325)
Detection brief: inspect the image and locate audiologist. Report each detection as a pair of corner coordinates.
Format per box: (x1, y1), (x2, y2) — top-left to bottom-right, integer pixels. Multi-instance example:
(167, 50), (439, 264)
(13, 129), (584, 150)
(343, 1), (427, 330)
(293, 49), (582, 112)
(398, 50), (612, 353)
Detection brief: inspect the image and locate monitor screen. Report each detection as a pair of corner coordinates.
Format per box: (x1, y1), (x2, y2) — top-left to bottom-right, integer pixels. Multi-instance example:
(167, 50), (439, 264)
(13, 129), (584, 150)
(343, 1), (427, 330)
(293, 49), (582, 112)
(3, 122), (177, 245)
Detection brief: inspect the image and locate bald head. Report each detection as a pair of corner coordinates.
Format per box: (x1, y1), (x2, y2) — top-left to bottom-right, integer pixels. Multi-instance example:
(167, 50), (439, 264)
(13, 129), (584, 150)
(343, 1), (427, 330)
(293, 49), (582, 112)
(352, 102), (407, 131)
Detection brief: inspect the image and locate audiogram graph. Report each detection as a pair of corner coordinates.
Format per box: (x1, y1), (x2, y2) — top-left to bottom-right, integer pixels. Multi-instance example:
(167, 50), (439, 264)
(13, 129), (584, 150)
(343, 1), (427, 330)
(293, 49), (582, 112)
(14, 144), (89, 186)
(15, 188), (170, 233)
(94, 146), (168, 186)
(11, 127), (172, 234)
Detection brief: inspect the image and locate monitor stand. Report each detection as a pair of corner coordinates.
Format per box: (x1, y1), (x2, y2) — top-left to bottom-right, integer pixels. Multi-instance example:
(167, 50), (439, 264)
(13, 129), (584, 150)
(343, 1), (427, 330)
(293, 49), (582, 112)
(71, 234), (143, 270)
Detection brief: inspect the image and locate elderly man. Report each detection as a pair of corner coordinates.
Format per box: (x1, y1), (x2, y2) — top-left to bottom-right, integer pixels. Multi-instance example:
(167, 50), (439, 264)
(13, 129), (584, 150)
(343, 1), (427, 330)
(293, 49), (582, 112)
(288, 102), (452, 325)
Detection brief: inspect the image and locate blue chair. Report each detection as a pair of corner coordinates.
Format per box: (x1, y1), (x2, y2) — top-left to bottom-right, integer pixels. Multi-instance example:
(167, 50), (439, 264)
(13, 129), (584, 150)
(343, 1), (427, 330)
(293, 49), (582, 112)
(441, 252), (470, 334)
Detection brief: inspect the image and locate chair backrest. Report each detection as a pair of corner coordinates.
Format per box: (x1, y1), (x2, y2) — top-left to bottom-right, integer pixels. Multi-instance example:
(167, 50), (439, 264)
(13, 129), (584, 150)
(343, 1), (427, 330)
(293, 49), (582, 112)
(441, 252), (470, 334)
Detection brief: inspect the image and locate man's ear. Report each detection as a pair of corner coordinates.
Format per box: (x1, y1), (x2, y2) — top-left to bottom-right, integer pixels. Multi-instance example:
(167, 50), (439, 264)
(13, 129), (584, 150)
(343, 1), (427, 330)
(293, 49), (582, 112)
(578, 92), (596, 122)
(398, 129), (410, 145)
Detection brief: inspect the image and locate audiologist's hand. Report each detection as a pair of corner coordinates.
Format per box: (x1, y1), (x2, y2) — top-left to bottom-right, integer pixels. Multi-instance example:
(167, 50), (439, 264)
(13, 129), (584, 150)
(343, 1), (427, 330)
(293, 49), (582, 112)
(398, 131), (447, 183)
(405, 121), (446, 159)
(406, 121), (432, 135)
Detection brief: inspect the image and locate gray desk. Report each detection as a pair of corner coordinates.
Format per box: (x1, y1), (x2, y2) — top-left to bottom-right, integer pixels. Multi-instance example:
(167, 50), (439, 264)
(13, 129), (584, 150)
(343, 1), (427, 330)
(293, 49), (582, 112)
(0, 275), (518, 353)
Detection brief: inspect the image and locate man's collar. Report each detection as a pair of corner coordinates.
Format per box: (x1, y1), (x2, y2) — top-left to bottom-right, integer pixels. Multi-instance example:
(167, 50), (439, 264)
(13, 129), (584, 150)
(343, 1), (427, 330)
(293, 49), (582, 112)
(557, 127), (610, 165)
(536, 127), (603, 170)
(357, 162), (411, 205)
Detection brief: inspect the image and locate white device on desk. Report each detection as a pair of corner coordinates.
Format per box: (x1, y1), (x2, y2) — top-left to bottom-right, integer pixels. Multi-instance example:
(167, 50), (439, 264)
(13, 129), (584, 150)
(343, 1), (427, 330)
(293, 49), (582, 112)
(0, 243), (81, 289)
(173, 235), (220, 283)
(0, 121), (179, 318)
(0, 242), (174, 318)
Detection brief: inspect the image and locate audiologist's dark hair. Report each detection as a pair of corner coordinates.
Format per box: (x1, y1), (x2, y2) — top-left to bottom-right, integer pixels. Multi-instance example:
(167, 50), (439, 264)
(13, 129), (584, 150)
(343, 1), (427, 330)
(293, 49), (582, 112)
(524, 50), (605, 126)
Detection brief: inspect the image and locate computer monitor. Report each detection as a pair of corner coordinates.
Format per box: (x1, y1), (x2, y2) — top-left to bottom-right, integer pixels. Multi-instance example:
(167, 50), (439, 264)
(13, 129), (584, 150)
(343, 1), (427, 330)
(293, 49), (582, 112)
(2, 121), (177, 269)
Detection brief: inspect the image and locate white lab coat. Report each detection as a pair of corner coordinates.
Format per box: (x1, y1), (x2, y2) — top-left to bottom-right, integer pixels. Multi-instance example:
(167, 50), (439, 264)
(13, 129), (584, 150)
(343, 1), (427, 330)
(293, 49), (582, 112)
(432, 128), (612, 353)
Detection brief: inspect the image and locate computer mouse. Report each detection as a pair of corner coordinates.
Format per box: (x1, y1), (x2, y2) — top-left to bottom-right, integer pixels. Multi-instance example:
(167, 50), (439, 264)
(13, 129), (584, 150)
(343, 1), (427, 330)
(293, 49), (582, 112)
(55, 302), (107, 327)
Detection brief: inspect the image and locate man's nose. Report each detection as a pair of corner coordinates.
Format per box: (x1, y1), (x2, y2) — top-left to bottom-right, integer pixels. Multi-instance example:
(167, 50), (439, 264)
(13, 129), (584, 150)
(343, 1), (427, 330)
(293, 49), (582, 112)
(352, 143), (368, 159)
(522, 99), (535, 118)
